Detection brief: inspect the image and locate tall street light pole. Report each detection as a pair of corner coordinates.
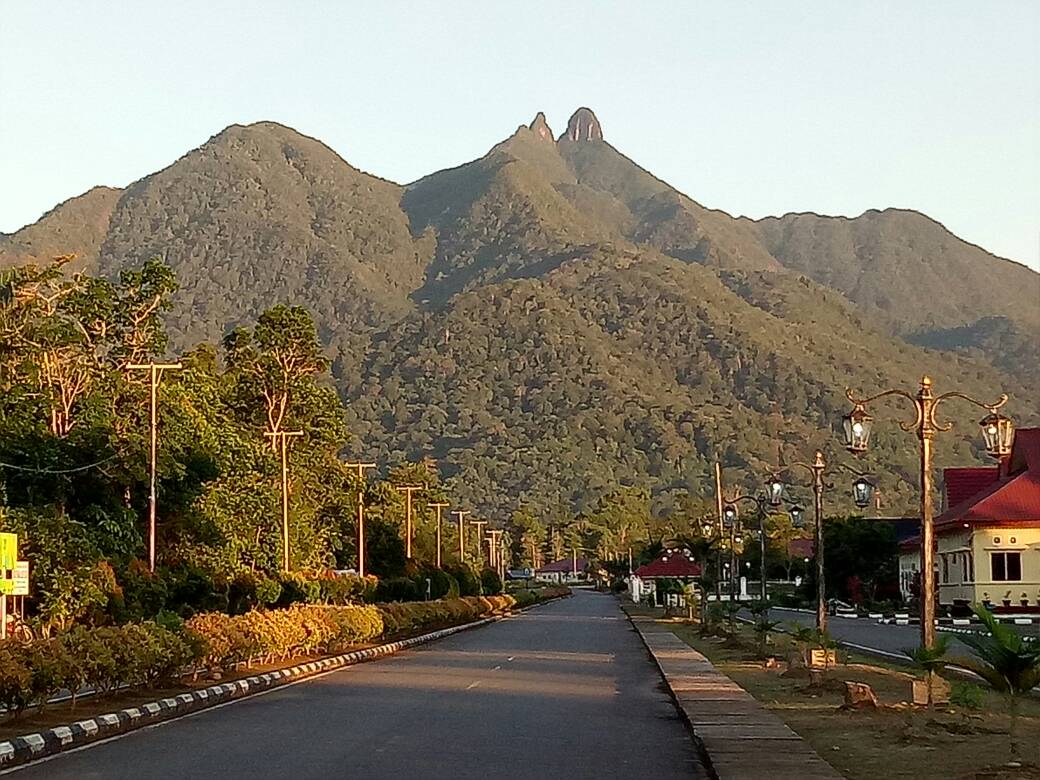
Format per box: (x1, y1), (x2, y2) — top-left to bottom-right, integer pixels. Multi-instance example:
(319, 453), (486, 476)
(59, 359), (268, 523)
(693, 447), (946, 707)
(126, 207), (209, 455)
(452, 510), (470, 562)
(723, 494), (767, 602)
(344, 461), (376, 577)
(396, 486), (423, 560)
(773, 452), (877, 633)
(264, 429), (304, 572)
(127, 361), (182, 573)
(429, 502), (449, 568)
(844, 375), (1013, 649)
(713, 463), (724, 603)
(470, 520), (487, 566)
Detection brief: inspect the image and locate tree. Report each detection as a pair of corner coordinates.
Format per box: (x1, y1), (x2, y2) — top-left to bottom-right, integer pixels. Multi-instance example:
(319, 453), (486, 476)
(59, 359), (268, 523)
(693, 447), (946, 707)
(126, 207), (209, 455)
(903, 634), (951, 708)
(953, 606), (1040, 761)
(223, 305), (329, 438)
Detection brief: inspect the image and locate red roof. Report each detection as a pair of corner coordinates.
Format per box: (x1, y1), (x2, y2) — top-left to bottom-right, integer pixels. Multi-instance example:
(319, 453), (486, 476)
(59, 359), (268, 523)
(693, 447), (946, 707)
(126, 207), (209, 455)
(900, 430), (1040, 551)
(536, 557), (589, 573)
(787, 538), (815, 559)
(634, 552), (703, 578)
(944, 467), (1000, 508)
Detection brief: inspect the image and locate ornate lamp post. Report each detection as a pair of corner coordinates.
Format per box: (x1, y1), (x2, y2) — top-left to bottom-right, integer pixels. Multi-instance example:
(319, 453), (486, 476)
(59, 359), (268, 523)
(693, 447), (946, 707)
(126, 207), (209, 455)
(723, 494), (768, 602)
(844, 375), (1013, 649)
(771, 452), (876, 633)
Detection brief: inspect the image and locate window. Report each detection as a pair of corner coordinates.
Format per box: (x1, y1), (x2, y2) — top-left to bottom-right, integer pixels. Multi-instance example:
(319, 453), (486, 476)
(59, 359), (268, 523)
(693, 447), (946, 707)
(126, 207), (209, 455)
(991, 552), (1022, 582)
(969, 553), (975, 583)
(962, 553), (971, 583)
(941, 555), (951, 584)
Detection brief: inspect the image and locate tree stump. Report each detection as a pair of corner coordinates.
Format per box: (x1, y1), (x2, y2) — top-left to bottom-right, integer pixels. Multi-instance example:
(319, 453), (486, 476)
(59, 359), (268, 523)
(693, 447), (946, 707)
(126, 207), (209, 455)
(843, 681), (879, 710)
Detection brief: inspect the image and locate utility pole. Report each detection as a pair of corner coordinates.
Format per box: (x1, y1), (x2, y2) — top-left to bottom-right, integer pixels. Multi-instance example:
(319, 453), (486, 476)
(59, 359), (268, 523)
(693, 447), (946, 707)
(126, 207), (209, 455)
(429, 502), (449, 568)
(127, 361), (182, 573)
(714, 462), (724, 603)
(452, 510), (471, 562)
(572, 547), (577, 576)
(264, 429), (304, 572)
(395, 485), (423, 560)
(344, 461), (376, 577)
(488, 529), (505, 581)
(470, 520), (487, 567)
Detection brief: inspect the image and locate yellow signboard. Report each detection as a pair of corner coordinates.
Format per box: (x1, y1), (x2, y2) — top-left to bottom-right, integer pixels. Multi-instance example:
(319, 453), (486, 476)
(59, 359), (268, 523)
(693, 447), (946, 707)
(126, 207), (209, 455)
(0, 533), (16, 571)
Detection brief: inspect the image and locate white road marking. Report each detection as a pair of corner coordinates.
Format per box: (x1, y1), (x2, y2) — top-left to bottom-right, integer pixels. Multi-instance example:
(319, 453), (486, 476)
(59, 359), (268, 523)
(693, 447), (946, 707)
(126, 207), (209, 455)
(466, 681), (481, 690)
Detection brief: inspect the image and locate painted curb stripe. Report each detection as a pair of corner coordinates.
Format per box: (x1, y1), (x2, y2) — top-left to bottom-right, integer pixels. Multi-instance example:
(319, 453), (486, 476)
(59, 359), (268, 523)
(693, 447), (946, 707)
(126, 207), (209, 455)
(0, 597), (567, 770)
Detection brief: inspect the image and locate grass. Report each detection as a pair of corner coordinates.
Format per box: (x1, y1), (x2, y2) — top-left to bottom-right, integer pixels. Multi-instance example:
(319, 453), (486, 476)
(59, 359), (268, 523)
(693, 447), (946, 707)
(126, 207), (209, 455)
(628, 604), (1040, 780)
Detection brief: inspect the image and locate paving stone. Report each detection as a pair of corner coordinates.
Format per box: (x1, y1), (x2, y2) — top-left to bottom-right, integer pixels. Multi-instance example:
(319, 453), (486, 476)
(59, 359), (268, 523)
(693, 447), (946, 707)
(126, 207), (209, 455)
(623, 605), (842, 780)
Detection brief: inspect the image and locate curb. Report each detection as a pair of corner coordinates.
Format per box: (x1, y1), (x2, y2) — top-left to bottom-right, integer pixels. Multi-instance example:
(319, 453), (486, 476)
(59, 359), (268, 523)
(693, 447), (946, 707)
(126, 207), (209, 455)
(0, 608), (527, 769)
(619, 602), (840, 779)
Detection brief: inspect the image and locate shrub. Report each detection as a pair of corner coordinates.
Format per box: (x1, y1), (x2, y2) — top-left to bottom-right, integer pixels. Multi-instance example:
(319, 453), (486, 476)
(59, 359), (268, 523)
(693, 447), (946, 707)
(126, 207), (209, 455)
(374, 577), (419, 603)
(448, 564), (482, 597)
(0, 643), (31, 716)
(480, 568), (503, 596)
(418, 568), (457, 601)
(276, 574), (321, 607)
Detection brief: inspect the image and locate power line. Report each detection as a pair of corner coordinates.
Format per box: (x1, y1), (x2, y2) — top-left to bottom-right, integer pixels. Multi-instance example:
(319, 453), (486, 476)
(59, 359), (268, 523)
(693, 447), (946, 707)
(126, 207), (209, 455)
(0, 454), (120, 474)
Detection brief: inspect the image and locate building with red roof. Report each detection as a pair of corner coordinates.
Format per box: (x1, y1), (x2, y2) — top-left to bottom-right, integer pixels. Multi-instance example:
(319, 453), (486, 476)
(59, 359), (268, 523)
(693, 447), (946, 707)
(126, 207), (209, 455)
(898, 428), (1040, 611)
(534, 557), (590, 584)
(628, 548), (703, 606)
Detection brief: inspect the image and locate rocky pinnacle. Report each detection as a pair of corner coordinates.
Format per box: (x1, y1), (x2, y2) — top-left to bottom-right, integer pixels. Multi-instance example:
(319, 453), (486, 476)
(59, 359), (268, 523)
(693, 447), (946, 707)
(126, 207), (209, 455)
(562, 107), (603, 141)
(529, 112), (554, 141)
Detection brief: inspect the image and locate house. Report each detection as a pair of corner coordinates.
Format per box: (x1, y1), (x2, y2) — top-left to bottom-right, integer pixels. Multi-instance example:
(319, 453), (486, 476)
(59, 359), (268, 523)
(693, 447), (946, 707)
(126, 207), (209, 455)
(535, 557), (590, 584)
(628, 548), (703, 606)
(898, 428), (1040, 611)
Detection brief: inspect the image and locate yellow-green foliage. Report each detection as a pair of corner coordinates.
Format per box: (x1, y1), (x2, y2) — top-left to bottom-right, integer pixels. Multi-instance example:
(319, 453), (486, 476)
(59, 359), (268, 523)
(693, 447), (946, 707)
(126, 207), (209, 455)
(0, 587), (567, 719)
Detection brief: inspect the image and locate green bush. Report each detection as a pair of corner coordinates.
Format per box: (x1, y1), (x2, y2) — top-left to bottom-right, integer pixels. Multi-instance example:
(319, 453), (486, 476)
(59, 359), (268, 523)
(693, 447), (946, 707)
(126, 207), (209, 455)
(480, 568), (503, 596)
(374, 577), (419, 603)
(447, 564), (482, 597)
(0, 583), (570, 720)
(276, 574), (322, 607)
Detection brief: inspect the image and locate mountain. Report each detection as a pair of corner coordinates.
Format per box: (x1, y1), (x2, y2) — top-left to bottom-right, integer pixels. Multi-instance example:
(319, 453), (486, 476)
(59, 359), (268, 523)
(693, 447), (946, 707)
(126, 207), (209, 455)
(0, 186), (122, 272)
(2, 108), (1036, 515)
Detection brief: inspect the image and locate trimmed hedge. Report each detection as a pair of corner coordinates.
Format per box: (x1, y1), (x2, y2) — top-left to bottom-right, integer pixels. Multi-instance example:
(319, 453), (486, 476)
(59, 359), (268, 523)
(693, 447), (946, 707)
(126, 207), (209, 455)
(0, 586), (570, 719)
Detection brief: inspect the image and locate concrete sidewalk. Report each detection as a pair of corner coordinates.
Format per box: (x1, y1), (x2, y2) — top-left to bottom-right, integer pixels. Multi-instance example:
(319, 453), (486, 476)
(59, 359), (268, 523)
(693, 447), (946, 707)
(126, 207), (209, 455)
(627, 612), (841, 779)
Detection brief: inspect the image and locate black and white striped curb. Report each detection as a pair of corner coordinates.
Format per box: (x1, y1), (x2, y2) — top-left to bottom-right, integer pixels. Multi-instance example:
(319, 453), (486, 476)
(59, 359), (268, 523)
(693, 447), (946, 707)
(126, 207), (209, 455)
(0, 612), (515, 769)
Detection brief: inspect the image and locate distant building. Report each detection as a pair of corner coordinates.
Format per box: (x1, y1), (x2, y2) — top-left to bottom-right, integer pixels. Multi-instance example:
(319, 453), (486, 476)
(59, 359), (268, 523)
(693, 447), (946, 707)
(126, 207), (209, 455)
(535, 557), (590, 584)
(899, 428), (1040, 611)
(628, 549), (703, 606)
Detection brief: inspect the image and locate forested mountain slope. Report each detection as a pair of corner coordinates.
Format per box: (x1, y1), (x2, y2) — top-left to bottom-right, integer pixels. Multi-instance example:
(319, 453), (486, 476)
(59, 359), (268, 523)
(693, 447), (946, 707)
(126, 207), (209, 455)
(3, 107), (1036, 514)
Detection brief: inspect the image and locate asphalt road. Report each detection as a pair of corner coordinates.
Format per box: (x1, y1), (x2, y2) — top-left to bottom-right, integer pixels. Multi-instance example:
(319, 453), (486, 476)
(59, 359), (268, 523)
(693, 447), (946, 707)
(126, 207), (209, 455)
(769, 608), (1039, 658)
(11, 591), (703, 779)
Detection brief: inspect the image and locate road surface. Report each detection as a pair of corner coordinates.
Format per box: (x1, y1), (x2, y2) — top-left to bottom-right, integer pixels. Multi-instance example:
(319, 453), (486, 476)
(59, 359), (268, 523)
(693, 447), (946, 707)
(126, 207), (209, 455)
(770, 608), (1039, 658)
(10, 591), (704, 779)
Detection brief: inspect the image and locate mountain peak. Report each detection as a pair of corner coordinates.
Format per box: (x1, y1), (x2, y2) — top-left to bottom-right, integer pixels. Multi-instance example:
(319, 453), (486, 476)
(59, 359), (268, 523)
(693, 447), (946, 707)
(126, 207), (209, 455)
(562, 107), (603, 142)
(529, 112), (554, 141)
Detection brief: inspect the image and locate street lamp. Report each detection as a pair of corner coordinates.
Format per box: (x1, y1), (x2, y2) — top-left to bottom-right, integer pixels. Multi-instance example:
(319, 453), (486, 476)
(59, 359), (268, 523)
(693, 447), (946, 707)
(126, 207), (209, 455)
(844, 375), (1013, 649)
(788, 504), (805, 526)
(852, 476), (876, 510)
(723, 494), (769, 602)
(773, 451), (877, 632)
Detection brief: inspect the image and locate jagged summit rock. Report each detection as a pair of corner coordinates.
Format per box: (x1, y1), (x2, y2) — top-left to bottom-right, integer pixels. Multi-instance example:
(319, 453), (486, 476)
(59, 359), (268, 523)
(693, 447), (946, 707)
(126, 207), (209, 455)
(562, 107), (603, 141)
(529, 112), (554, 141)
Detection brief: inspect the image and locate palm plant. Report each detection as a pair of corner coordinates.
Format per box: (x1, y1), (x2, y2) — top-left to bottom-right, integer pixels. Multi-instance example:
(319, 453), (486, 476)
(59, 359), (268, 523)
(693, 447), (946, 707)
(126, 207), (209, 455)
(951, 605), (1040, 762)
(902, 634), (951, 707)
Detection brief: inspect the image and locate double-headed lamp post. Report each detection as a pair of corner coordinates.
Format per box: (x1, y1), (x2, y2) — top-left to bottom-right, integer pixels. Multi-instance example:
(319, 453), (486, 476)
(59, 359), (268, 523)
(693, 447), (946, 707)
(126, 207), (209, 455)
(723, 494), (768, 602)
(770, 452), (877, 633)
(844, 375), (1013, 649)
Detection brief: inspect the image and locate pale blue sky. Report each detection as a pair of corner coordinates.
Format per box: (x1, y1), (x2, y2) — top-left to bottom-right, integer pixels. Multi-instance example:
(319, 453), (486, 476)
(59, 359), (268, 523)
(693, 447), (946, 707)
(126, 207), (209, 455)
(2, 2), (1037, 269)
